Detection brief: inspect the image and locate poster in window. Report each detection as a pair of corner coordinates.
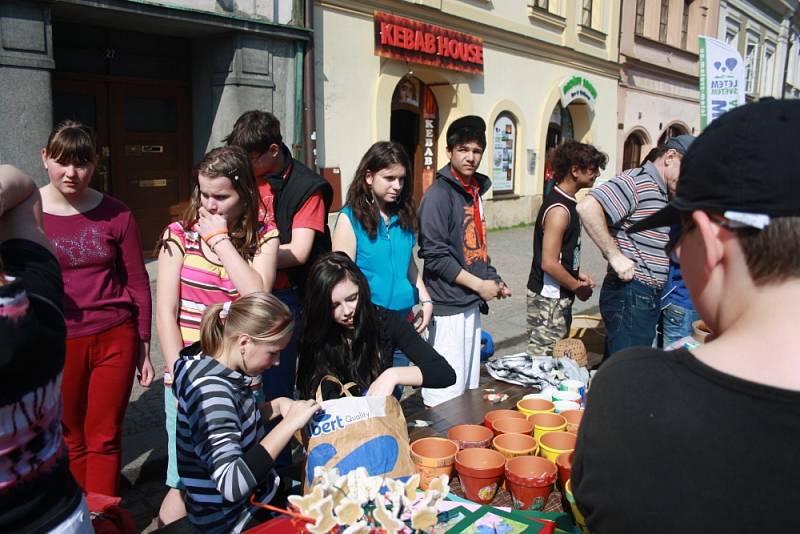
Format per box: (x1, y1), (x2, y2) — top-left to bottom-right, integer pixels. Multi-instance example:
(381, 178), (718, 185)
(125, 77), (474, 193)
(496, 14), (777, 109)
(492, 115), (515, 193)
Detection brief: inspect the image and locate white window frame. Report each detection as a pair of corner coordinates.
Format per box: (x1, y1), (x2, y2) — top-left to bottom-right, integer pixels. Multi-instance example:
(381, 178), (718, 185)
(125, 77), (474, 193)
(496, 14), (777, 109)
(745, 32), (760, 95)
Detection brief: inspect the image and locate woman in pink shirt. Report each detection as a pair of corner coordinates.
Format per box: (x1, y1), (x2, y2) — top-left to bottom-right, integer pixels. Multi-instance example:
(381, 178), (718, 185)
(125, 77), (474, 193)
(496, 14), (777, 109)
(39, 120), (153, 498)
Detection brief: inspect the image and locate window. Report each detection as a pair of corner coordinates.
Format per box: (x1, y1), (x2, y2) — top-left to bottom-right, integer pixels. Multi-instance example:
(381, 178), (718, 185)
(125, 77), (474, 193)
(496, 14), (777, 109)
(658, 0), (669, 43)
(534, 0), (549, 9)
(635, 0), (646, 36)
(680, 1), (692, 49)
(760, 42), (776, 97)
(745, 33), (760, 95)
(582, 0), (594, 28)
(725, 19), (740, 46)
(623, 132), (645, 170)
(492, 114), (517, 194)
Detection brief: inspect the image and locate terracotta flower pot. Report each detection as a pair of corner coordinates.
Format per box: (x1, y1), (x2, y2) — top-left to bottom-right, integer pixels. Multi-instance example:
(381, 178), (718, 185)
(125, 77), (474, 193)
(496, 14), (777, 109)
(455, 447), (506, 504)
(447, 424), (494, 450)
(538, 431), (577, 462)
(516, 398), (555, 417)
(555, 450), (574, 491)
(483, 409), (526, 434)
(492, 417), (535, 436)
(529, 412), (567, 441)
(492, 432), (538, 460)
(505, 455), (558, 511)
(410, 437), (458, 490)
(693, 320), (711, 343)
(560, 409), (584, 434)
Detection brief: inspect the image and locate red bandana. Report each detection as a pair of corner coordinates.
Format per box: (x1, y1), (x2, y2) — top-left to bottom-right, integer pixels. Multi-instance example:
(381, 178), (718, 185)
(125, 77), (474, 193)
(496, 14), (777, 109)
(451, 166), (484, 247)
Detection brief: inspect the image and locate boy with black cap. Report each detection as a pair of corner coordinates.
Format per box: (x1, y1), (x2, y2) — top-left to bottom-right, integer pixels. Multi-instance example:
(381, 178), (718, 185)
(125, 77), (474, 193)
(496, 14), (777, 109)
(572, 99), (800, 532)
(418, 115), (510, 407)
(577, 133), (694, 357)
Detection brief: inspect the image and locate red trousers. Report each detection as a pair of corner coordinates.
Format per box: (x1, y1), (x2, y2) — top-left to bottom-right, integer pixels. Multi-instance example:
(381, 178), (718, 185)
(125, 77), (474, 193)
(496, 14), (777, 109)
(61, 319), (138, 497)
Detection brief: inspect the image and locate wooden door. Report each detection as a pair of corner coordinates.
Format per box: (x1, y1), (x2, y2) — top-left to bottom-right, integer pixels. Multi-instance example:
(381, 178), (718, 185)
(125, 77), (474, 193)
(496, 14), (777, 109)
(52, 79), (112, 194)
(108, 82), (191, 252)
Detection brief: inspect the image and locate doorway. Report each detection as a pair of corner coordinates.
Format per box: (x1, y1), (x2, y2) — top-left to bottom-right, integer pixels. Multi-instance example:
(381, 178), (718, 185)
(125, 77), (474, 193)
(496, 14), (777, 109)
(390, 76), (439, 203)
(53, 78), (191, 252)
(51, 20), (192, 252)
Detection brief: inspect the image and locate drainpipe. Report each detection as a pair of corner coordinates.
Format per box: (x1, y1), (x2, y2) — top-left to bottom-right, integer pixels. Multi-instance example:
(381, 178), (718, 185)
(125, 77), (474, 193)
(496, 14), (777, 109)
(303, 0), (317, 170)
(294, 41), (304, 161)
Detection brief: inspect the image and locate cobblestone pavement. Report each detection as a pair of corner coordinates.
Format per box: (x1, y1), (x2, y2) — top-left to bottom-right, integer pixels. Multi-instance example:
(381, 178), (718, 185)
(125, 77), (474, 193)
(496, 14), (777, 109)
(119, 225), (607, 532)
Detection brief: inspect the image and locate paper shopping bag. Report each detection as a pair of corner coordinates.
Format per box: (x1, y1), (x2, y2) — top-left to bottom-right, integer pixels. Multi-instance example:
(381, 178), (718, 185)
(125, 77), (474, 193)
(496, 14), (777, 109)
(301, 375), (415, 491)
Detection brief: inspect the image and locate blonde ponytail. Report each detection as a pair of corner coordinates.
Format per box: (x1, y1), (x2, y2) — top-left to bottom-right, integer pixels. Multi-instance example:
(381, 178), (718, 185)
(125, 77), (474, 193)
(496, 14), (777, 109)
(199, 293), (294, 359)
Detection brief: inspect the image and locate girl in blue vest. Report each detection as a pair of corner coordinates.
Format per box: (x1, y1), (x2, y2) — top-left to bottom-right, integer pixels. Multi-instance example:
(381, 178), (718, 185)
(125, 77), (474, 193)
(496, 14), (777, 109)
(332, 142), (433, 383)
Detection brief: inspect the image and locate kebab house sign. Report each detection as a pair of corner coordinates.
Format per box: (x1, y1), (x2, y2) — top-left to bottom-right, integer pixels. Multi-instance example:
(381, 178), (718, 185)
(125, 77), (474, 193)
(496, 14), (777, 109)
(374, 11), (484, 74)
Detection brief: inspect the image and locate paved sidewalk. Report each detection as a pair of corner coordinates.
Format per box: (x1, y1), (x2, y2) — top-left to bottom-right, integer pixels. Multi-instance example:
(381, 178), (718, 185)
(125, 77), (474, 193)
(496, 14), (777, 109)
(119, 224), (607, 531)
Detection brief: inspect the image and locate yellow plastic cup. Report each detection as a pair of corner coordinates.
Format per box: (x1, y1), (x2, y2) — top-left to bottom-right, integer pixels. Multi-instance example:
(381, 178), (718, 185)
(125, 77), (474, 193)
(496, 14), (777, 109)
(538, 431), (576, 462)
(529, 412), (567, 441)
(516, 398), (555, 418)
(565, 479), (588, 533)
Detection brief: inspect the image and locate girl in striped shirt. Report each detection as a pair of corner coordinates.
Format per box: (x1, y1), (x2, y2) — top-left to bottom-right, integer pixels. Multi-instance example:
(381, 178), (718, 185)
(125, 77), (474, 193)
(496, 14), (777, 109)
(174, 293), (320, 534)
(155, 146), (279, 525)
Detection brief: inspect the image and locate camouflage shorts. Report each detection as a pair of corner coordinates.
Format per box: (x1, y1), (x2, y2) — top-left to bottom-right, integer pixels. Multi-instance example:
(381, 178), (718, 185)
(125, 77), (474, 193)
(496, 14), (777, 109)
(526, 289), (574, 356)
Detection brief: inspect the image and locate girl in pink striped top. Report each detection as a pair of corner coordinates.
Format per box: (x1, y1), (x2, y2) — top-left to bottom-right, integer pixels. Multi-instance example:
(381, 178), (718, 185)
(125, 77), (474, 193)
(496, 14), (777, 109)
(155, 146), (278, 525)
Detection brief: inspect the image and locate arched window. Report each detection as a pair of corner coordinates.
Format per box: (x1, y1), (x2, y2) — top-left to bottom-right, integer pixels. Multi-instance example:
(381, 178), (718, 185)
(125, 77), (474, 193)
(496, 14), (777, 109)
(658, 123), (688, 146)
(623, 132), (645, 170)
(491, 113), (517, 194)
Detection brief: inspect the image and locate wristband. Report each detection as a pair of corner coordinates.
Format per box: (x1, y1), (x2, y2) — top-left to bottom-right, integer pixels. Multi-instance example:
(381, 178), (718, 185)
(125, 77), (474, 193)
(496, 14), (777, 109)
(210, 235), (232, 254)
(420, 299), (433, 305)
(201, 227), (229, 243)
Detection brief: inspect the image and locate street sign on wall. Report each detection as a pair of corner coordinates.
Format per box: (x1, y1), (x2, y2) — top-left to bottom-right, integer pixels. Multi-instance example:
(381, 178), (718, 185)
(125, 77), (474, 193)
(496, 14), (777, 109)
(374, 11), (484, 74)
(699, 36), (745, 129)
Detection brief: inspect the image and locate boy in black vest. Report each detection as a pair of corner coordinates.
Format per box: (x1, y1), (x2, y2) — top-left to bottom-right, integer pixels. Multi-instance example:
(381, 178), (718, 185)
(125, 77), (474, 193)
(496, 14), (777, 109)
(225, 110), (332, 421)
(526, 140), (607, 355)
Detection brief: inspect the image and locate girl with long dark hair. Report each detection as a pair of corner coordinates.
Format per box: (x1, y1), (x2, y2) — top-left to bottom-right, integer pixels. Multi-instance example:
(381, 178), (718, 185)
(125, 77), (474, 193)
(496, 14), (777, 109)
(332, 141), (433, 333)
(296, 252), (455, 400)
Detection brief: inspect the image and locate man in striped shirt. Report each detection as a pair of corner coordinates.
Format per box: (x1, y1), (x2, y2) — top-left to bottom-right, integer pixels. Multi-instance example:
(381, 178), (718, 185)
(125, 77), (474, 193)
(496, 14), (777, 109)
(576, 135), (694, 358)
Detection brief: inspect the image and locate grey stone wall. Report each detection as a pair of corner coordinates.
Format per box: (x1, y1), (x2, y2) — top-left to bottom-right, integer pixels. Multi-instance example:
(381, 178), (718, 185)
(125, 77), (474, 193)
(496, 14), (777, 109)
(192, 33), (299, 163)
(0, 1), (54, 184)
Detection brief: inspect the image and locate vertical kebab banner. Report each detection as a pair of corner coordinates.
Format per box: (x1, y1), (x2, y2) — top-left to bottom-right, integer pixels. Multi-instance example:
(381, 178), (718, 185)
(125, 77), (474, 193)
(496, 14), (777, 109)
(699, 36), (745, 129)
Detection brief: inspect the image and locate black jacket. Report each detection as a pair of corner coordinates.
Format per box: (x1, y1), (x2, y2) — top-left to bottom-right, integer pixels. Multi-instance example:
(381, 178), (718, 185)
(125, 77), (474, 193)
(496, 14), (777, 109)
(266, 144), (333, 295)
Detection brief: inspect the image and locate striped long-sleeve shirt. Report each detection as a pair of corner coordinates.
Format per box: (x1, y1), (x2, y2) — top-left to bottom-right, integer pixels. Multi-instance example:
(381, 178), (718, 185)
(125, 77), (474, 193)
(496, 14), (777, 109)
(174, 344), (276, 534)
(588, 161), (671, 288)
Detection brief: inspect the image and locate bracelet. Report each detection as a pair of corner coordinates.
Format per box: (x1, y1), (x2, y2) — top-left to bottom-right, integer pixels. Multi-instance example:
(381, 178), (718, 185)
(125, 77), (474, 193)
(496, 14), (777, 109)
(201, 227), (229, 243)
(209, 235), (232, 254)
(420, 299), (433, 305)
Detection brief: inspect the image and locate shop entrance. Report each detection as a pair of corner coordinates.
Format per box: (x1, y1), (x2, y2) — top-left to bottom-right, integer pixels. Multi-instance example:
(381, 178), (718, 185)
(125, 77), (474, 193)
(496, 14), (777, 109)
(51, 21), (192, 253)
(390, 76), (439, 203)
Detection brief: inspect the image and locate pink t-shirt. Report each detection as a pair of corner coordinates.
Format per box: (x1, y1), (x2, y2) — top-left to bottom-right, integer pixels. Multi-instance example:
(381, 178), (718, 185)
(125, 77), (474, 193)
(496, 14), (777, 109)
(43, 195), (152, 340)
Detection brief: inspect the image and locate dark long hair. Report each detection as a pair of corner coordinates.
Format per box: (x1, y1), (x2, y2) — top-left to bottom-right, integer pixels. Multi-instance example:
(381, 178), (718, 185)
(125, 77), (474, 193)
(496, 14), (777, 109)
(296, 252), (384, 399)
(345, 141), (417, 239)
(179, 146), (262, 261)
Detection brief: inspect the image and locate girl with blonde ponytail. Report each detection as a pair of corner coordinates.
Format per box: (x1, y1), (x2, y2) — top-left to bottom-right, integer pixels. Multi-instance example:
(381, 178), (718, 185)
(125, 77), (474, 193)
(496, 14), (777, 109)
(173, 292), (320, 534)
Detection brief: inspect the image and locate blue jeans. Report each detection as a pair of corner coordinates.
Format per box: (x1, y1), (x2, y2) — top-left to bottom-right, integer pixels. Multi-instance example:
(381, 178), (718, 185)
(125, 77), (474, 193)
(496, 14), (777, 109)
(599, 275), (662, 359)
(660, 303), (701, 348)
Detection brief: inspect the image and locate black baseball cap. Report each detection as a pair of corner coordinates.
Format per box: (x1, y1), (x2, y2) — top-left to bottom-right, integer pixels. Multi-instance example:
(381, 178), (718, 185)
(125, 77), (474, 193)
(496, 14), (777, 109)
(446, 115), (486, 139)
(628, 99), (800, 234)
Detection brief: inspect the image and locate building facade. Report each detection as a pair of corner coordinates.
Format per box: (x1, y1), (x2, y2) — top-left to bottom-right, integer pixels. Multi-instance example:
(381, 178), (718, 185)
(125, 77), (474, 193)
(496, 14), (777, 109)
(718, 0), (800, 100)
(0, 0), (308, 249)
(617, 0), (721, 173)
(314, 0), (621, 228)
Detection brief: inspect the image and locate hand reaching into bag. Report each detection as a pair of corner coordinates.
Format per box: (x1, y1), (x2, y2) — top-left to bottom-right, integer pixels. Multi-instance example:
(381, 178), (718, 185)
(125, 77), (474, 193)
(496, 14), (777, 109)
(282, 399), (322, 431)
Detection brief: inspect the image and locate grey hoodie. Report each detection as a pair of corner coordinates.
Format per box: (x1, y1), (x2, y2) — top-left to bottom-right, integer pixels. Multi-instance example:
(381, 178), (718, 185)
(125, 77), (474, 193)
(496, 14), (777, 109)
(418, 164), (502, 315)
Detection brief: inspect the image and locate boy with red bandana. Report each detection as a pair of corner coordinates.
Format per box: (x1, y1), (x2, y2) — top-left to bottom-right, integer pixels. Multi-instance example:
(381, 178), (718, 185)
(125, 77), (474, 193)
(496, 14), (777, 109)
(418, 116), (510, 407)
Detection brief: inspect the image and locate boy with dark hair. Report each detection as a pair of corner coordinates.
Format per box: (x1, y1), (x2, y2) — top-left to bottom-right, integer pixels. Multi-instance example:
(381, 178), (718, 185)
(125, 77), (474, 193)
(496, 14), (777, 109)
(526, 140), (607, 355)
(418, 115), (511, 407)
(225, 110), (333, 421)
(572, 99), (800, 532)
